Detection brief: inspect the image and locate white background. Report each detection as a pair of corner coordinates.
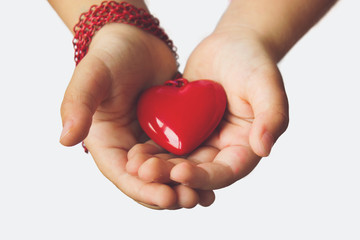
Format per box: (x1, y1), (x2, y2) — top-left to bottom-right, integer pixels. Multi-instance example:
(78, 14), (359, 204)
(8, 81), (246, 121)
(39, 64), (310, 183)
(1, 1), (359, 239)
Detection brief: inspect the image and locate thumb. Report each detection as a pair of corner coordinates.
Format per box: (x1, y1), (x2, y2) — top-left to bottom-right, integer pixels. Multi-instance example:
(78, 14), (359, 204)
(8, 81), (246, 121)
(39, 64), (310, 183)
(248, 68), (289, 157)
(60, 53), (111, 146)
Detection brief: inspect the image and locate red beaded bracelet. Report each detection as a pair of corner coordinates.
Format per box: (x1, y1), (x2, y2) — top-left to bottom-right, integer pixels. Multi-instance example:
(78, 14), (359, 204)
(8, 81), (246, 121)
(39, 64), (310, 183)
(73, 1), (178, 66)
(72, 1), (178, 153)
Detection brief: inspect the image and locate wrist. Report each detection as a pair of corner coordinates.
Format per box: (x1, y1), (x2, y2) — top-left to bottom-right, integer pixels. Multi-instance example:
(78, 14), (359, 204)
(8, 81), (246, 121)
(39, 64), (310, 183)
(49, 0), (148, 33)
(216, 0), (338, 62)
(90, 23), (177, 76)
(214, 5), (286, 62)
(213, 25), (280, 63)
(72, 1), (177, 67)
(73, 6), (178, 83)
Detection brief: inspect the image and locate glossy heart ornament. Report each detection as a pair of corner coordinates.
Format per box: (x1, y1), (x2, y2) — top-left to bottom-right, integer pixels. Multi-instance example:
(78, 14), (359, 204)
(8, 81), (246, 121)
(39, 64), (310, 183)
(137, 78), (227, 155)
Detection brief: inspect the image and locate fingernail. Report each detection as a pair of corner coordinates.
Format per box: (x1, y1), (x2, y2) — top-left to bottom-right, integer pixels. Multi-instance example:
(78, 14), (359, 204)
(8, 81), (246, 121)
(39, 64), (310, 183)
(261, 131), (274, 156)
(60, 121), (73, 142)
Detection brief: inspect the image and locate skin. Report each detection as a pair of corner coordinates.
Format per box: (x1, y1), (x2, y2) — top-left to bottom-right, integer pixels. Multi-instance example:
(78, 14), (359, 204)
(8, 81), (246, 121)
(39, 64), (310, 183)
(49, 0), (337, 209)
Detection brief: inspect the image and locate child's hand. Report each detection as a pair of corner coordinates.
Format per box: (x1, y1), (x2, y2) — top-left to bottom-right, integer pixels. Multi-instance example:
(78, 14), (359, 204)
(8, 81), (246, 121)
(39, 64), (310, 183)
(53, 0), (336, 210)
(59, 24), (215, 209)
(126, 27), (289, 192)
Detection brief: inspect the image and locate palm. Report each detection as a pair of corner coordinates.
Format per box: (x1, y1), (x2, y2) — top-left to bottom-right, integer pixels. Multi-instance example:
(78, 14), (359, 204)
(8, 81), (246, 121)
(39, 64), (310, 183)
(126, 30), (288, 191)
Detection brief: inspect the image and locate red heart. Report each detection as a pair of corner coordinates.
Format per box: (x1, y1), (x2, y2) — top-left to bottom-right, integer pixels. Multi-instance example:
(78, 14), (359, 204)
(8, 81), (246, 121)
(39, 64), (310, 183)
(137, 78), (226, 155)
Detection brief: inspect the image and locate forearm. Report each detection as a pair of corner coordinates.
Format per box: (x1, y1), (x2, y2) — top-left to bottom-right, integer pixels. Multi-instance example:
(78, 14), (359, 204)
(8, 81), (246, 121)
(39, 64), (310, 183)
(216, 0), (338, 61)
(48, 0), (148, 34)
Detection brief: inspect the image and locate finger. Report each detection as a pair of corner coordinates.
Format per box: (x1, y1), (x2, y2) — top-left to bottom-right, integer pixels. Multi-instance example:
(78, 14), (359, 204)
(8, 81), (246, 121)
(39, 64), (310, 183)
(187, 145), (219, 164)
(126, 141), (170, 175)
(137, 186), (215, 209)
(136, 201), (164, 210)
(138, 157), (175, 183)
(247, 67), (289, 157)
(135, 182), (178, 209)
(60, 53), (112, 146)
(88, 143), (178, 209)
(173, 185), (199, 209)
(171, 146), (260, 190)
(197, 189), (216, 207)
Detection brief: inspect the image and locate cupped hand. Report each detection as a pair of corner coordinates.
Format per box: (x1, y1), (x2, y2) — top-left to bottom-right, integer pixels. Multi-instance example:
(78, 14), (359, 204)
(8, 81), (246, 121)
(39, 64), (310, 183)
(59, 24), (215, 209)
(126, 28), (289, 191)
